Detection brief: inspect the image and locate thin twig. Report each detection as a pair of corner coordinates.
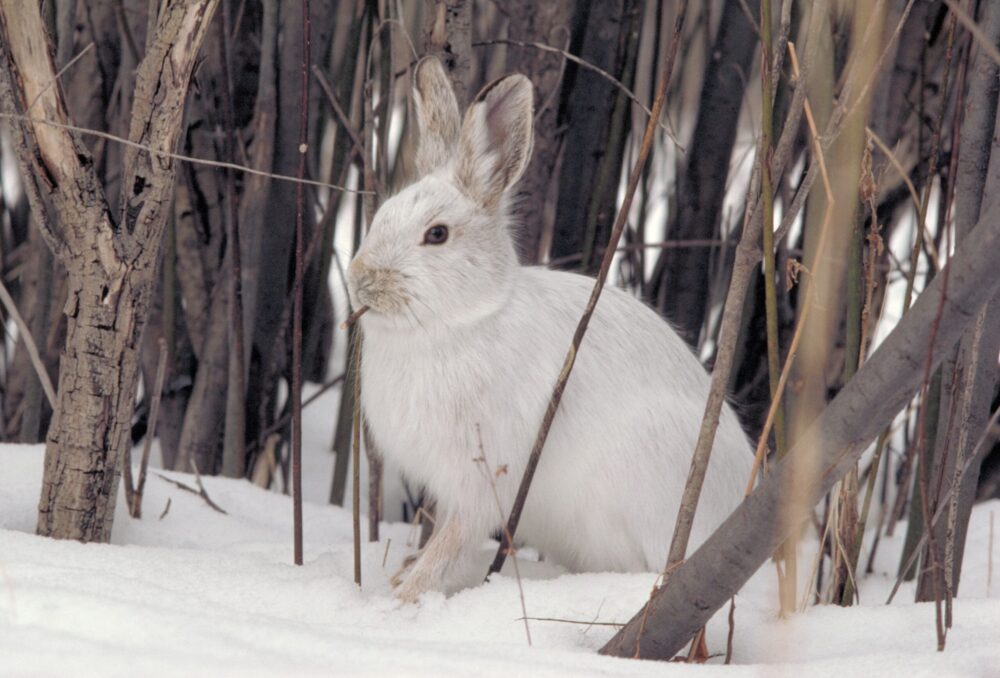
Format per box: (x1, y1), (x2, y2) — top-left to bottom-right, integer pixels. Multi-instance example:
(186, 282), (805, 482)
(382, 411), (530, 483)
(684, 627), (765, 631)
(989, 511), (994, 597)
(471, 38), (683, 151)
(887, 405), (1000, 604)
(759, 0), (794, 614)
(26, 42), (94, 113)
(518, 616), (623, 628)
(247, 374), (346, 454)
(340, 305), (370, 329)
(475, 425), (531, 647)
(865, 126), (922, 212)
(291, 0), (312, 568)
(943, 0), (1000, 68)
(154, 470), (228, 515)
(191, 460), (229, 515)
(725, 596), (736, 664)
(546, 239), (727, 269)
(351, 334), (362, 586)
(312, 64), (366, 161)
(486, 0), (689, 581)
(0, 279), (55, 408)
(131, 339), (169, 519)
(0, 112), (369, 194)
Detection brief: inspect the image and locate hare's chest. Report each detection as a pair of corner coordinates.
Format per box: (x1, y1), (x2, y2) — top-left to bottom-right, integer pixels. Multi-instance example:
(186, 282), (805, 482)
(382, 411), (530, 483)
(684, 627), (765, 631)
(360, 336), (494, 461)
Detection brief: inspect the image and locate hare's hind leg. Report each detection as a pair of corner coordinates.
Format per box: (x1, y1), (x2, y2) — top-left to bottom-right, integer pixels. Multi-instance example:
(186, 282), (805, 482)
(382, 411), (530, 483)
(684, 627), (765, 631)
(393, 515), (467, 603)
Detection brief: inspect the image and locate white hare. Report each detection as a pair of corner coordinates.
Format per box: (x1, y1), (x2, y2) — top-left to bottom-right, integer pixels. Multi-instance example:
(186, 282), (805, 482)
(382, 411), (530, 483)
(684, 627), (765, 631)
(348, 58), (752, 603)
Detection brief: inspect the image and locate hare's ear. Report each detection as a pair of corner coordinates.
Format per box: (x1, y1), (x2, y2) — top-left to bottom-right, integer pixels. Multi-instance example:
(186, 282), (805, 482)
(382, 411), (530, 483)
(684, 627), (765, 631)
(456, 74), (534, 208)
(413, 57), (461, 175)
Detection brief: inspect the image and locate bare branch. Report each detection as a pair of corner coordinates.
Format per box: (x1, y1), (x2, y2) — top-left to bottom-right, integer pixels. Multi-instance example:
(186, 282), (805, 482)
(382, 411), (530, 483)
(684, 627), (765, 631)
(600, 192), (1000, 659)
(0, 112), (369, 194)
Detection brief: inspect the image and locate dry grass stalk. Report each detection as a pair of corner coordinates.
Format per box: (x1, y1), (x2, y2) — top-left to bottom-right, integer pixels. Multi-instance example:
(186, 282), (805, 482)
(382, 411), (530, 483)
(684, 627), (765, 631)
(745, 41), (835, 496)
(474, 426), (531, 647)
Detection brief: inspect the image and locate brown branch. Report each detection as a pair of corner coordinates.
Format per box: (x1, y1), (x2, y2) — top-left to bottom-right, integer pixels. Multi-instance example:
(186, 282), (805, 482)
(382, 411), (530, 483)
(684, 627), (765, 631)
(291, 0), (312, 568)
(600, 184), (1000, 660)
(154, 467), (228, 516)
(486, 0), (689, 580)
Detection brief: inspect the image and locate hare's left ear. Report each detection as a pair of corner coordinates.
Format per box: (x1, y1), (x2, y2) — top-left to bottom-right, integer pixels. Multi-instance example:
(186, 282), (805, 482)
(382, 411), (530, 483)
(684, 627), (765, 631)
(413, 57), (461, 175)
(456, 74), (534, 208)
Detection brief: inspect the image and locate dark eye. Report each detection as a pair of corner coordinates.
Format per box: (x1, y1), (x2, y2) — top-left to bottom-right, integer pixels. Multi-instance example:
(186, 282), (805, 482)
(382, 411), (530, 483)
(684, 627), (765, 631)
(422, 224), (449, 245)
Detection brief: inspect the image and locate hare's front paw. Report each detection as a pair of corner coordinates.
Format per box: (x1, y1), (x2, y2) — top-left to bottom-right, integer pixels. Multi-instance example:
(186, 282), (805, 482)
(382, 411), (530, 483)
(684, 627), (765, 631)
(392, 554), (432, 604)
(390, 552), (420, 590)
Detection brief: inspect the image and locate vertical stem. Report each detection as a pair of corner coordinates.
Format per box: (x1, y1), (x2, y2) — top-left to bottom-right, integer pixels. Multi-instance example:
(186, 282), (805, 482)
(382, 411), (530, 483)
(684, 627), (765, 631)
(132, 339), (169, 519)
(759, 0), (794, 613)
(219, 0), (248, 479)
(352, 336), (362, 586)
(292, 0), (312, 567)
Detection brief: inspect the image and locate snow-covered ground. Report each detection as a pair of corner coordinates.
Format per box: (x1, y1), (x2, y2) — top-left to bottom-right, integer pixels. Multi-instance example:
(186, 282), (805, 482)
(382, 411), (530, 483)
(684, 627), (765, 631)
(1, 441), (998, 677)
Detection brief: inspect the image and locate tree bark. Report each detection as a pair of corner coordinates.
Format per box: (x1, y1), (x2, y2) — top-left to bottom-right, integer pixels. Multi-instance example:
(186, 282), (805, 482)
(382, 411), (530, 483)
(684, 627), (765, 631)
(602, 187), (1000, 659)
(0, 0), (219, 542)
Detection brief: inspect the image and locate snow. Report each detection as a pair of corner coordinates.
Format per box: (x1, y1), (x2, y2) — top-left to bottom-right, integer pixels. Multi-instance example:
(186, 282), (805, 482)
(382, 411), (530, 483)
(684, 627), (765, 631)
(1, 442), (998, 677)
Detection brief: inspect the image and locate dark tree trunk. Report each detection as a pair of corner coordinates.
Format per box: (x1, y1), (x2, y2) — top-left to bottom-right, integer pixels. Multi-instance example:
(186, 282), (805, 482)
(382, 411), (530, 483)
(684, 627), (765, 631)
(648, 0), (760, 348)
(498, 0), (576, 264)
(549, 0), (642, 273)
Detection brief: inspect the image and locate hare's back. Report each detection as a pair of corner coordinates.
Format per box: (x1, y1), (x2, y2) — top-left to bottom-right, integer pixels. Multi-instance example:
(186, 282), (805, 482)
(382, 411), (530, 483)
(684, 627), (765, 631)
(511, 267), (750, 570)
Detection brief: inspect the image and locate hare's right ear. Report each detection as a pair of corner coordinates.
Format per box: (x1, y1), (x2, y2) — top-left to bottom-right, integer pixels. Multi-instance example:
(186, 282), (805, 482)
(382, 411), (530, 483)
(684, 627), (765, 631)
(413, 57), (461, 175)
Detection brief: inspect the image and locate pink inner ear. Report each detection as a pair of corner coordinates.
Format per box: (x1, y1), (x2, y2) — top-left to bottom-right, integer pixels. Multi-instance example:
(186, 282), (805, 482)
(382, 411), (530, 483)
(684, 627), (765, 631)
(484, 85), (517, 150)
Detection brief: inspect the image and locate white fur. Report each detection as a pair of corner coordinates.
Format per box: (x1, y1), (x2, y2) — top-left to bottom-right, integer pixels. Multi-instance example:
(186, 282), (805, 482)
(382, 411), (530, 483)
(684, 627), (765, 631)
(348, 60), (752, 602)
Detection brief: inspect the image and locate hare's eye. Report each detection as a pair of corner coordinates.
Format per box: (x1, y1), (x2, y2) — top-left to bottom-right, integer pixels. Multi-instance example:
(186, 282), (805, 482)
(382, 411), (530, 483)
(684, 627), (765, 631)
(423, 224), (449, 245)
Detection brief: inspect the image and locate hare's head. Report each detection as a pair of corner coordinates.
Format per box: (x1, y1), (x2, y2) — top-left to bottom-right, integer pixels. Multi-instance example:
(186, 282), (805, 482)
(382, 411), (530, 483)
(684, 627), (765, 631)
(348, 57), (534, 331)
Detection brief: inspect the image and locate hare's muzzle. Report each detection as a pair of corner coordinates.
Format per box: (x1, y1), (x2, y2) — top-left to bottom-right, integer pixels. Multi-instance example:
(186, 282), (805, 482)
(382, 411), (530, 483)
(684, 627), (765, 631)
(347, 258), (407, 314)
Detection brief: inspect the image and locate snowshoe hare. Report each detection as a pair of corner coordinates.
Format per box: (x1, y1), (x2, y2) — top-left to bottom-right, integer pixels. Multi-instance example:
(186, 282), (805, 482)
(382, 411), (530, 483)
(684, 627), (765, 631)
(348, 58), (752, 603)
